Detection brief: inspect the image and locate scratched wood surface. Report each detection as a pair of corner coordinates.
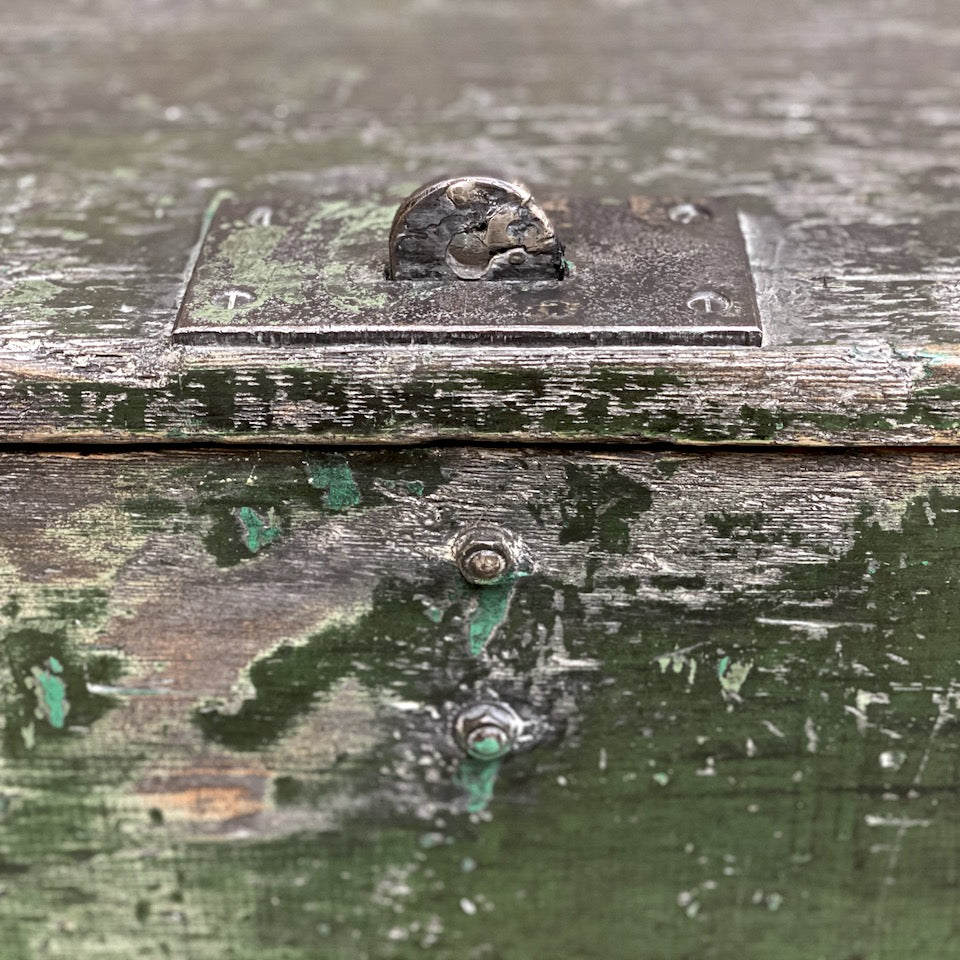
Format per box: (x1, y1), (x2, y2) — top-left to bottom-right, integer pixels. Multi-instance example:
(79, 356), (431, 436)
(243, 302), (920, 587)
(1, 446), (959, 958)
(2, 0), (960, 443)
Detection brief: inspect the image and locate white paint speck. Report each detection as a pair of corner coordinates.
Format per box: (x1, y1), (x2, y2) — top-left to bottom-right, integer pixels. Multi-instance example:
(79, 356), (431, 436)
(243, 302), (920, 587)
(761, 720), (785, 739)
(879, 750), (907, 771)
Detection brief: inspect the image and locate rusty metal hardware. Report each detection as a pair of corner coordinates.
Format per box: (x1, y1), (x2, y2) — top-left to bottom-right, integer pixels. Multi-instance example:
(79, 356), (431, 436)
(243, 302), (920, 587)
(453, 700), (524, 761)
(387, 177), (566, 281)
(174, 189), (762, 346)
(453, 524), (520, 586)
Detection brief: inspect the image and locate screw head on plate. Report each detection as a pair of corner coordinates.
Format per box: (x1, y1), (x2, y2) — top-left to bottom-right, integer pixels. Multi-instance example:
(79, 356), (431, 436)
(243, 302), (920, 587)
(214, 287), (256, 310)
(686, 290), (730, 315)
(668, 201), (712, 224)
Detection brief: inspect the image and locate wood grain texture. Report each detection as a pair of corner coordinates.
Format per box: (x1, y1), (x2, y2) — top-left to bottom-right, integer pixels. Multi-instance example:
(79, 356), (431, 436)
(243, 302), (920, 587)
(1, 446), (960, 957)
(2, 0), (960, 442)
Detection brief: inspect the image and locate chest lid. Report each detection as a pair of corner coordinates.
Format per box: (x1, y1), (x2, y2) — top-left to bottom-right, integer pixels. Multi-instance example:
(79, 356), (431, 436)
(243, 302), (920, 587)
(1, 1), (959, 447)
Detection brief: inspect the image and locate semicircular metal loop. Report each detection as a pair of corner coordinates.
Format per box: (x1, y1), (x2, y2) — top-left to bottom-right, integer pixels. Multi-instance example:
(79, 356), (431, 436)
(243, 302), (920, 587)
(388, 176), (566, 281)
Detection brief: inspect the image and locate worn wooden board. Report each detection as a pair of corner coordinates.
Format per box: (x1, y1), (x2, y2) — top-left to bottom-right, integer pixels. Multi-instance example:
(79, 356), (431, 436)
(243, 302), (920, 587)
(1, 446), (960, 958)
(2, 0), (960, 442)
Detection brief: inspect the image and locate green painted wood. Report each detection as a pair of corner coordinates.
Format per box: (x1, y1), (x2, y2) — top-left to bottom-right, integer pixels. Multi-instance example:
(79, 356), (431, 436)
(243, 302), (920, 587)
(0, 447), (959, 957)
(1, 0), (960, 442)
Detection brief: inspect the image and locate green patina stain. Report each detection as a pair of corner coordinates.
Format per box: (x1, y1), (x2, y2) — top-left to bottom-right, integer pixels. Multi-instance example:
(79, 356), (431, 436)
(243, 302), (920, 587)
(656, 650), (698, 686)
(0, 278), (63, 309)
(189, 221), (309, 326)
(237, 505), (283, 553)
(307, 198), (398, 313)
(453, 757), (502, 813)
(307, 461), (361, 510)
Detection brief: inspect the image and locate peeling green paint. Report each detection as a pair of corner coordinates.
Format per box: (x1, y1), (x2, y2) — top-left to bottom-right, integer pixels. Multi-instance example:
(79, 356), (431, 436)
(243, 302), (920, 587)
(466, 575), (524, 656)
(27, 656), (69, 729)
(453, 757), (501, 813)
(5, 458), (960, 959)
(2, 629), (121, 752)
(307, 460), (361, 510)
(558, 464), (653, 553)
(16, 356), (960, 445)
(237, 505), (283, 553)
(656, 650), (698, 686)
(379, 478), (426, 497)
(718, 657), (753, 701)
(0, 278), (63, 308)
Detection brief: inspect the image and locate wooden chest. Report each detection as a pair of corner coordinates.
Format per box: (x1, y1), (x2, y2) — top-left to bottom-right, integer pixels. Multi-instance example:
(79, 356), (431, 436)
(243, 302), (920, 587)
(2, 2), (959, 957)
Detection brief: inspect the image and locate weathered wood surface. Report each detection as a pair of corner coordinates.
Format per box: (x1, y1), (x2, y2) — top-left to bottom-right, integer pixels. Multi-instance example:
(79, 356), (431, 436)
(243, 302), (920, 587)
(2, 0), (960, 442)
(2, 446), (960, 957)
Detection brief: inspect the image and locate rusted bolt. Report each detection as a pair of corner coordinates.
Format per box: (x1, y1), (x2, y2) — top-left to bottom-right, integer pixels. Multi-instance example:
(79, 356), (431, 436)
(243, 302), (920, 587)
(453, 701), (523, 761)
(388, 176), (565, 281)
(453, 524), (519, 586)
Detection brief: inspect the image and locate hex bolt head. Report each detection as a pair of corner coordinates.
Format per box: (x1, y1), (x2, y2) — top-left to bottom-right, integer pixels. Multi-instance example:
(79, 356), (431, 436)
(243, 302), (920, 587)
(454, 701), (523, 761)
(459, 545), (510, 585)
(453, 525), (519, 586)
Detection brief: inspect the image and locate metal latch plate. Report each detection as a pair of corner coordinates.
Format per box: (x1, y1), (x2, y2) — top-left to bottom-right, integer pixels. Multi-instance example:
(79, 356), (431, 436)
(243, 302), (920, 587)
(174, 195), (761, 347)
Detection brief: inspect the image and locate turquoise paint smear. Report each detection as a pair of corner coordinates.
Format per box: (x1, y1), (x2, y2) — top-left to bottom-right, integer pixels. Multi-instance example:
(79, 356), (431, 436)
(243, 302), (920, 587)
(308, 462), (361, 510)
(28, 657), (69, 730)
(466, 574), (524, 656)
(237, 506), (282, 553)
(469, 736), (505, 760)
(453, 757), (502, 813)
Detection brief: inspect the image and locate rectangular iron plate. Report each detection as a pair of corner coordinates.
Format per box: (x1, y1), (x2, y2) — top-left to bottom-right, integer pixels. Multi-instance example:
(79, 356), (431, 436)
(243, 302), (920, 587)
(174, 195), (761, 347)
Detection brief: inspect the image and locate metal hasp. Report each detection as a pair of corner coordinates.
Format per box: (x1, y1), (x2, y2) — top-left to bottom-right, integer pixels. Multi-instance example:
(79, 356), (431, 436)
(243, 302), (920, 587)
(174, 188), (762, 346)
(388, 177), (566, 281)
